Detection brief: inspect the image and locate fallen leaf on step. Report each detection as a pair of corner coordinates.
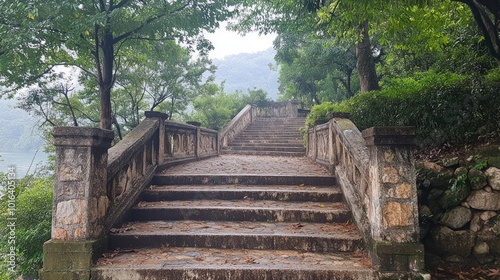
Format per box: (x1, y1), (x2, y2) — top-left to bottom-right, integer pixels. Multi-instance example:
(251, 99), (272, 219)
(291, 223), (304, 229)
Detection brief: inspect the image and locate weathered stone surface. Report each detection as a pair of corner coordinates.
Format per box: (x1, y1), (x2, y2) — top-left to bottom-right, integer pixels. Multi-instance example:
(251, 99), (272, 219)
(383, 202), (413, 228)
(468, 168), (488, 190)
(480, 211), (497, 221)
(473, 242), (490, 255)
(52, 228), (68, 240)
(382, 166), (399, 184)
(453, 166), (468, 177)
(439, 206), (472, 230)
(425, 169), (453, 189)
(423, 162), (444, 171)
(383, 150), (395, 163)
(438, 184), (470, 210)
(441, 157), (459, 168)
(56, 200), (86, 225)
(387, 183), (412, 199)
(467, 190), (500, 210)
(426, 226), (474, 257)
(485, 167), (500, 191)
(470, 213), (482, 232)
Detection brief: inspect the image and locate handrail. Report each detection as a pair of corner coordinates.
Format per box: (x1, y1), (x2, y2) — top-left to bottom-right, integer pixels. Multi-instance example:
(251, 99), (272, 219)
(220, 104), (255, 147)
(306, 115), (425, 277)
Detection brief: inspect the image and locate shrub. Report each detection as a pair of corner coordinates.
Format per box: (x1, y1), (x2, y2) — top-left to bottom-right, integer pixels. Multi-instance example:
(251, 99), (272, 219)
(0, 174), (53, 279)
(306, 71), (500, 147)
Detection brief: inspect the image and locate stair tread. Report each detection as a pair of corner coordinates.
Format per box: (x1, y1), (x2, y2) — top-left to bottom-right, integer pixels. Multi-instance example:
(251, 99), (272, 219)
(147, 184), (340, 193)
(94, 247), (372, 271)
(134, 199), (348, 211)
(110, 220), (361, 239)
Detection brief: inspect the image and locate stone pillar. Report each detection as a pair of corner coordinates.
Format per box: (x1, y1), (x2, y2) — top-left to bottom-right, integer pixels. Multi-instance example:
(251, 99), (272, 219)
(41, 127), (113, 280)
(145, 111), (169, 165)
(362, 127), (427, 277)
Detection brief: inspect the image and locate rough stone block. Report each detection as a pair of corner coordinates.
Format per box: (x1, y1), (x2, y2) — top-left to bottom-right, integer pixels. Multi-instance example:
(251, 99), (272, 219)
(467, 190), (500, 210)
(41, 239), (107, 280)
(383, 202), (413, 228)
(372, 242), (425, 272)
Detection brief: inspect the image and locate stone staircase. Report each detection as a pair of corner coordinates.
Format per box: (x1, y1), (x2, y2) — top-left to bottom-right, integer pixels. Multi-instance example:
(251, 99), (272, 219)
(221, 117), (306, 156)
(43, 104), (426, 280)
(91, 154), (374, 280)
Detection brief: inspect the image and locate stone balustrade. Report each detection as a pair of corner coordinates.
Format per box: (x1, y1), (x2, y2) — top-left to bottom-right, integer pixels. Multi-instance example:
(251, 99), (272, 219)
(307, 114), (427, 279)
(163, 120), (218, 167)
(253, 101), (300, 118)
(220, 104), (256, 147)
(41, 111), (218, 280)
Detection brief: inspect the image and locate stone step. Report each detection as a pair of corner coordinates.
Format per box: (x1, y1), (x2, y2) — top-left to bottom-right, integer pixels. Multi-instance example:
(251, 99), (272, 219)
(245, 124), (303, 128)
(223, 145), (305, 153)
(229, 139), (303, 144)
(153, 174), (335, 186)
(109, 220), (363, 253)
(253, 118), (306, 122)
(233, 135), (302, 140)
(227, 143), (304, 148)
(129, 200), (351, 223)
(141, 185), (343, 202)
(220, 149), (306, 157)
(237, 131), (302, 135)
(92, 247), (373, 280)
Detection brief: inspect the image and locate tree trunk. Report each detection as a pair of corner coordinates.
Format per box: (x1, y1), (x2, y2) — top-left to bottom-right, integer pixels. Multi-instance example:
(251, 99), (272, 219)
(458, 0), (500, 60)
(356, 21), (380, 92)
(99, 26), (115, 130)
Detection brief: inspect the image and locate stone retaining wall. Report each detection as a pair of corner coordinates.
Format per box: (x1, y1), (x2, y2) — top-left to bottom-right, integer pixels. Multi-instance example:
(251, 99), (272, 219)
(417, 154), (500, 268)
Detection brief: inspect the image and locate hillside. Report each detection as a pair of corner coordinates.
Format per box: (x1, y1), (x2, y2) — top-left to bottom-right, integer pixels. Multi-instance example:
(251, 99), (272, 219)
(0, 99), (44, 152)
(212, 48), (280, 100)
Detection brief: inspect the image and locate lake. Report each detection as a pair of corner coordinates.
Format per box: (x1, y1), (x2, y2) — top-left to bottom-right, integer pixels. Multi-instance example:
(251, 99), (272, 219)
(0, 150), (49, 177)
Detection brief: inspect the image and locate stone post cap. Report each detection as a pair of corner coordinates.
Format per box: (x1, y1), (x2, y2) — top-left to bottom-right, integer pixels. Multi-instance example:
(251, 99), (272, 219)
(362, 126), (416, 146)
(53, 127), (114, 148)
(145, 111), (169, 119)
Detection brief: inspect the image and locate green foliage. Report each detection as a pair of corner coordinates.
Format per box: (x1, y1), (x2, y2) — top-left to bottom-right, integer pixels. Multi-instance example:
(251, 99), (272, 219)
(304, 102), (347, 128)
(188, 84), (271, 130)
(307, 71), (500, 147)
(439, 173), (469, 210)
(0, 174), (53, 278)
(473, 159), (488, 171)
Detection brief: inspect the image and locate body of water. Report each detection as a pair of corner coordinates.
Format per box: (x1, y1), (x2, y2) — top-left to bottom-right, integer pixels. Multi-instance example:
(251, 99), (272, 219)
(0, 150), (49, 177)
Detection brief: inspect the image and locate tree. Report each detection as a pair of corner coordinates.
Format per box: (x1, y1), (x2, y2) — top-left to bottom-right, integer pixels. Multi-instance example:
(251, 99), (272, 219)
(188, 83), (270, 130)
(0, 0), (235, 129)
(275, 32), (357, 106)
(455, 0), (500, 60)
(235, 0), (381, 93)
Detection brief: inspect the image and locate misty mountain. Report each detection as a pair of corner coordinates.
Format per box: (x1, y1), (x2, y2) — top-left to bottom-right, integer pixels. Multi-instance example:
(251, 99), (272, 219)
(0, 99), (44, 152)
(212, 48), (280, 100)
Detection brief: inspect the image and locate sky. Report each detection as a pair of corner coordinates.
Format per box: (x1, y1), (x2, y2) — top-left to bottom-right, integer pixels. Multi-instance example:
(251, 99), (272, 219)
(205, 22), (276, 60)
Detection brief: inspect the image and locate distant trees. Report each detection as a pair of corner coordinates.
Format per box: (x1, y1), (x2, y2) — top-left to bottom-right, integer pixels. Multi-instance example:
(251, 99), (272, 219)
(235, 0), (498, 106)
(188, 84), (271, 130)
(0, 0), (235, 130)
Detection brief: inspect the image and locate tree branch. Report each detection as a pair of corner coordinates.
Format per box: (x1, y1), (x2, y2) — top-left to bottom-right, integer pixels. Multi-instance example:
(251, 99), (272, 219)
(113, 3), (190, 44)
(111, 0), (133, 10)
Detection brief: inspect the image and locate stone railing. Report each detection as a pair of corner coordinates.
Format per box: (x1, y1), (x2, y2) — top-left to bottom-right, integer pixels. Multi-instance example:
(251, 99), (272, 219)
(162, 119), (219, 168)
(307, 114), (427, 279)
(220, 101), (305, 147)
(253, 100), (300, 118)
(41, 112), (218, 280)
(220, 104), (256, 147)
